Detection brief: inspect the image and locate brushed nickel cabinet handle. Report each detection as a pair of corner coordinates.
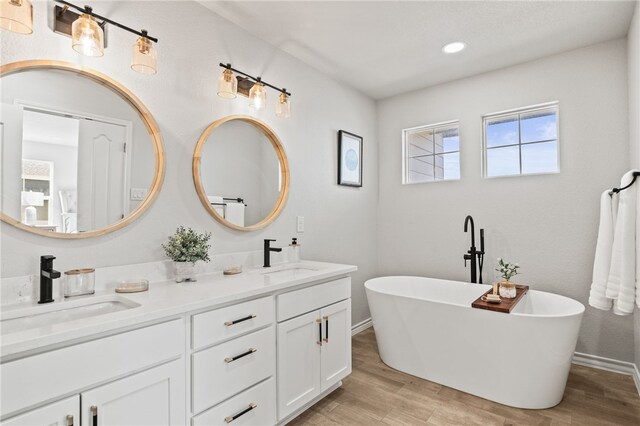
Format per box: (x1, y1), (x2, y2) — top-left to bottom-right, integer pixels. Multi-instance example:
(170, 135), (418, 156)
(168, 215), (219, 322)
(66, 415), (74, 426)
(224, 314), (256, 326)
(224, 403), (257, 423)
(224, 348), (257, 363)
(323, 315), (329, 343)
(90, 406), (98, 426)
(317, 318), (322, 346)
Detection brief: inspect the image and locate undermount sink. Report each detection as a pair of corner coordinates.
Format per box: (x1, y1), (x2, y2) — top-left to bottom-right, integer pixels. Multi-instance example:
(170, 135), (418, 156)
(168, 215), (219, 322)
(259, 264), (318, 279)
(0, 295), (140, 335)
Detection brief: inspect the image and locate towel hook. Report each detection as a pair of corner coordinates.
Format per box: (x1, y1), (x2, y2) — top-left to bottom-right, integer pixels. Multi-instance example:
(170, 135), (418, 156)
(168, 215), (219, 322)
(609, 171), (640, 197)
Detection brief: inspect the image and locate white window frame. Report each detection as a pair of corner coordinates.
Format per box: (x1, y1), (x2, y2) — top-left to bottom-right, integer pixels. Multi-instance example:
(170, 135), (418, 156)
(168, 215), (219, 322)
(482, 101), (560, 178)
(402, 120), (460, 184)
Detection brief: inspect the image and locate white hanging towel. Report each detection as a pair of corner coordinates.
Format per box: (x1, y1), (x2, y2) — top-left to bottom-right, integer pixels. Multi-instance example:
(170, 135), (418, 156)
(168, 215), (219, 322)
(589, 190), (619, 310)
(606, 170), (639, 315)
(225, 202), (245, 227)
(207, 196), (225, 217)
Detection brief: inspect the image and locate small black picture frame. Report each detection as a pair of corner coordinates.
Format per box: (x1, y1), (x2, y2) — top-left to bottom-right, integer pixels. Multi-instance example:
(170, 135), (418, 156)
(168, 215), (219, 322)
(338, 130), (363, 187)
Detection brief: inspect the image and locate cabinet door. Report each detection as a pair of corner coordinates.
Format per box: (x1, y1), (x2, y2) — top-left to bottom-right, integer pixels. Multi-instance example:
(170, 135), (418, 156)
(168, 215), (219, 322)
(2, 395), (79, 426)
(277, 310), (321, 420)
(81, 359), (184, 426)
(320, 299), (352, 391)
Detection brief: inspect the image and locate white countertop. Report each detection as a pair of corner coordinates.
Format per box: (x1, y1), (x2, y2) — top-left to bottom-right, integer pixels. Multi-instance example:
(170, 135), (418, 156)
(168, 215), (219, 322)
(0, 261), (356, 359)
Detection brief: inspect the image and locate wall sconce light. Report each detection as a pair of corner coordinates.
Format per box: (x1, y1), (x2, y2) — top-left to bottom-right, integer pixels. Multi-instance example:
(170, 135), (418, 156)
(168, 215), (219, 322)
(1, 1), (159, 74)
(131, 30), (157, 75)
(0, 0), (33, 34)
(71, 8), (103, 57)
(217, 63), (292, 118)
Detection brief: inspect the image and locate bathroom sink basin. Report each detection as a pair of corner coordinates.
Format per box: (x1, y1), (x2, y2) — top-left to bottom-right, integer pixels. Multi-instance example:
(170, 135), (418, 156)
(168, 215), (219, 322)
(0, 295), (140, 335)
(260, 264), (318, 280)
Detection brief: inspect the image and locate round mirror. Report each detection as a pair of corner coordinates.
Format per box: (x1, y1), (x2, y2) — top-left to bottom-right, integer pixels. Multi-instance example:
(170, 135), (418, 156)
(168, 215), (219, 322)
(0, 60), (165, 238)
(193, 115), (289, 231)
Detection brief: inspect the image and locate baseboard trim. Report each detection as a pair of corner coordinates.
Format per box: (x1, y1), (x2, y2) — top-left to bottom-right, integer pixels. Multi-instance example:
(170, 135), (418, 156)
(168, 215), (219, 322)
(351, 318), (373, 336)
(572, 352), (640, 395)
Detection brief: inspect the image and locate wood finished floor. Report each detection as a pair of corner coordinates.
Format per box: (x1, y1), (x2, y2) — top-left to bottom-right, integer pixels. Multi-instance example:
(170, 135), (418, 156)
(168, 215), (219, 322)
(289, 328), (640, 426)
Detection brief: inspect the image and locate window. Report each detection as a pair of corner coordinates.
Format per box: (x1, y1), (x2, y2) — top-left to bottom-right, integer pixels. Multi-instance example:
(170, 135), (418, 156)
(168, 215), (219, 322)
(403, 121), (460, 184)
(483, 103), (559, 178)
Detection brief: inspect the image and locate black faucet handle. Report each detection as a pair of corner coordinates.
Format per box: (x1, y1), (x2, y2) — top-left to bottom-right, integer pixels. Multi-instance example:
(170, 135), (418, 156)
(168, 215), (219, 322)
(264, 239), (276, 242)
(41, 255), (56, 262)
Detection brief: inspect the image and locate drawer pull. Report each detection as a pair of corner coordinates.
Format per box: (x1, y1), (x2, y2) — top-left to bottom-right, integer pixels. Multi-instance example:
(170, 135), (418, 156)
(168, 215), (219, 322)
(224, 403), (257, 423)
(224, 347), (257, 363)
(90, 406), (98, 426)
(323, 315), (329, 343)
(66, 415), (74, 426)
(224, 314), (256, 326)
(317, 318), (323, 346)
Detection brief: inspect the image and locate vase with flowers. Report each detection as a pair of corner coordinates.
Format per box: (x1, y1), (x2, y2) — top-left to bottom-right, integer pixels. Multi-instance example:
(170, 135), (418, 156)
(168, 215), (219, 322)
(496, 258), (520, 299)
(162, 226), (211, 282)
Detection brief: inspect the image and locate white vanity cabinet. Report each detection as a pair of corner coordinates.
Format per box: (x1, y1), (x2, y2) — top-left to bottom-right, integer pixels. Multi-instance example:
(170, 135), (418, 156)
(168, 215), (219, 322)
(0, 319), (185, 425)
(276, 278), (352, 420)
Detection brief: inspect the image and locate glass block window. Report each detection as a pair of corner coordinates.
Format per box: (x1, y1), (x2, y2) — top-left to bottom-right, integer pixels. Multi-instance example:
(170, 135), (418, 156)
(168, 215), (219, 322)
(403, 121), (460, 184)
(483, 103), (559, 177)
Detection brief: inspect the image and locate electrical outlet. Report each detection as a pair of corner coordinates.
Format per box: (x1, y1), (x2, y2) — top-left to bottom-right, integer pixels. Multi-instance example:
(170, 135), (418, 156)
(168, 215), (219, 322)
(296, 216), (304, 233)
(130, 188), (147, 201)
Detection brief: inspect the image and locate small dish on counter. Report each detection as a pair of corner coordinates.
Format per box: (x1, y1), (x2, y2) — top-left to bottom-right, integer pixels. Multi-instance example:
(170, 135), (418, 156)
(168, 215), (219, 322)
(115, 279), (149, 293)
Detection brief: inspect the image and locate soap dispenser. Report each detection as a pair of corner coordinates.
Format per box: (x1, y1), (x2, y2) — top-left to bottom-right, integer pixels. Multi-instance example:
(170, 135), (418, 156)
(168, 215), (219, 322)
(289, 238), (300, 263)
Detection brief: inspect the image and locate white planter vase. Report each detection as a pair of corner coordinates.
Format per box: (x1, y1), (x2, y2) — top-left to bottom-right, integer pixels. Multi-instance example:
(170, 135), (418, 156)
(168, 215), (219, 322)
(173, 261), (197, 283)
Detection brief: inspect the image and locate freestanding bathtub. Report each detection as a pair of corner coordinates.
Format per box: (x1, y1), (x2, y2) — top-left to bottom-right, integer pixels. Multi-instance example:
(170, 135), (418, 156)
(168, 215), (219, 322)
(365, 276), (585, 409)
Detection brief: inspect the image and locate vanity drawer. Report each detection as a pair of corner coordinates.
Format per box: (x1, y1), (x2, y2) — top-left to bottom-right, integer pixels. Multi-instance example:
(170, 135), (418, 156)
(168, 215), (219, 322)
(192, 326), (275, 414)
(192, 378), (276, 426)
(277, 277), (351, 321)
(192, 296), (274, 350)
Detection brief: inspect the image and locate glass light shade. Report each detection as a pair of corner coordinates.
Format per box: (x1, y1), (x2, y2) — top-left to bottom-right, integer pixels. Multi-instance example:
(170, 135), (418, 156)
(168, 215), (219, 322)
(248, 82), (266, 110)
(72, 13), (104, 57)
(217, 68), (237, 99)
(0, 0), (33, 34)
(275, 93), (291, 118)
(131, 36), (157, 75)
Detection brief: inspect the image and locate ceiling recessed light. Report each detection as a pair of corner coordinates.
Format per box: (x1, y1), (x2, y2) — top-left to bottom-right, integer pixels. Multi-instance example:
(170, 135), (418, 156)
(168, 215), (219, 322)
(442, 42), (466, 54)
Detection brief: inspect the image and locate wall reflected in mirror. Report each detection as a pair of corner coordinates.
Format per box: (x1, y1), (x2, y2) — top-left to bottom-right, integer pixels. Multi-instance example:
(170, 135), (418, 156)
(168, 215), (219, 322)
(200, 120), (281, 227)
(1, 65), (161, 236)
(194, 116), (289, 231)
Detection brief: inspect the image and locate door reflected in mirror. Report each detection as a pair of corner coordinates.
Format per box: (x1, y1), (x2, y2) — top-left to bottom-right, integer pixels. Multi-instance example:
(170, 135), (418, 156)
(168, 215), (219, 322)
(193, 116), (289, 231)
(0, 61), (164, 238)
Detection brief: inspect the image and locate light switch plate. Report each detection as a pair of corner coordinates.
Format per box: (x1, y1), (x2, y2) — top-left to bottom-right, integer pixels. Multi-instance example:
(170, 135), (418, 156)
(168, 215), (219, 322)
(130, 188), (147, 201)
(296, 216), (304, 233)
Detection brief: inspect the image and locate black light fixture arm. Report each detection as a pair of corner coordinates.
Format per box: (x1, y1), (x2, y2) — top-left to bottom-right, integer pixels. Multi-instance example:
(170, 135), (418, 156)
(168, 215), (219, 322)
(55, 0), (158, 43)
(220, 63), (291, 97)
(609, 171), (640, 196)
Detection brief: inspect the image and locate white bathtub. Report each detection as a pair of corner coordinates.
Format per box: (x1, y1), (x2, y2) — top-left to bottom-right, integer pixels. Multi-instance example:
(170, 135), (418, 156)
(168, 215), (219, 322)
(365, 276), (584, 409)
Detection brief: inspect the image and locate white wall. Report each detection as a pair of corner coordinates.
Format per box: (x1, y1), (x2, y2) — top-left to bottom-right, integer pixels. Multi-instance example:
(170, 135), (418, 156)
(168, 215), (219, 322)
(377, 40), (633, 362)
(628, 3), (640, 373)
(0, 0), (378, 326)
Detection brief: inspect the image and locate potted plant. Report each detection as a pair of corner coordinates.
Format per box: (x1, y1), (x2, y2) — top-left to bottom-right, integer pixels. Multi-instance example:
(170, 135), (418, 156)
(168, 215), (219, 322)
(496, 258), (520, 298)
(162, 226), (211, 282)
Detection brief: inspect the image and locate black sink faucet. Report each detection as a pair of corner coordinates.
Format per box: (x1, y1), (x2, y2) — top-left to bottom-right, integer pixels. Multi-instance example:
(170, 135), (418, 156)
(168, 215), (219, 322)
(463, 216), (485, 284)
(39, 255), (61, 304)
(263, 239), (282, 268)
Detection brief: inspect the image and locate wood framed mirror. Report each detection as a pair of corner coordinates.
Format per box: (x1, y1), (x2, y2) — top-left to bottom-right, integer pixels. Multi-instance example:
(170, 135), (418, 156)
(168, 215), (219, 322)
(0, 60), (165, 238)
(193, 115), (290, 231)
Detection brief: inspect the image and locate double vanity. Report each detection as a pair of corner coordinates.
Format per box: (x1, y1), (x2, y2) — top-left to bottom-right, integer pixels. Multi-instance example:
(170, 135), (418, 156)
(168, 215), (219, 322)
(0, 261), (356, 425)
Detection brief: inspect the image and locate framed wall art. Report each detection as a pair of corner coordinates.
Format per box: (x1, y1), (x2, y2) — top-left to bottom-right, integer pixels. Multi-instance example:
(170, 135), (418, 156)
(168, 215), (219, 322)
(338, 130), (363, 187)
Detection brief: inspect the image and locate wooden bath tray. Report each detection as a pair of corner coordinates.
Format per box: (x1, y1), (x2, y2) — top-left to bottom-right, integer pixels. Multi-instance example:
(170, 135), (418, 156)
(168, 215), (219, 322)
(471, 284), (529, 313)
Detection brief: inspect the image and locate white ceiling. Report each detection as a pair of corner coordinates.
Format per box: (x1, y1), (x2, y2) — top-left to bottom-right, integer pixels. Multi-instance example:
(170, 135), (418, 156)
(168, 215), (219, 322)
(23, 110), (79, 147)
(200, 1), (637, 99)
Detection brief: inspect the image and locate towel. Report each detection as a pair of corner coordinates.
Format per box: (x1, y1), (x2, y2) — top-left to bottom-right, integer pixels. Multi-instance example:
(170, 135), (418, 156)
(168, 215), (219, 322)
(589, 190), (618, 310)
(207, 195), (225, 217)
(606, 170), (639, 315)
(225, 202), (245, 227)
